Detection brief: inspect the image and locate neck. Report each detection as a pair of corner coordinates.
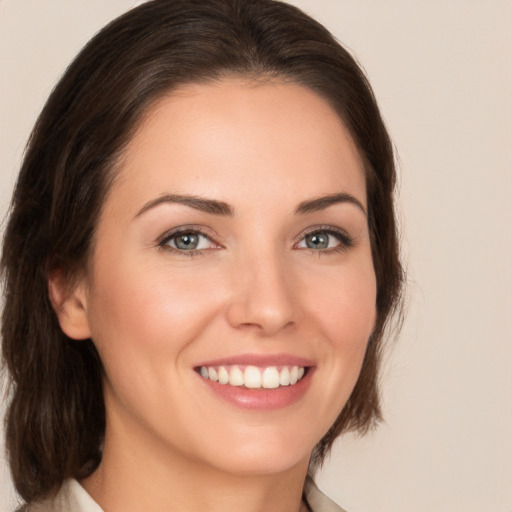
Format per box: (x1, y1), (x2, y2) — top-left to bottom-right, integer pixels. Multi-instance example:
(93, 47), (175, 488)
(81, 406), (311, 512)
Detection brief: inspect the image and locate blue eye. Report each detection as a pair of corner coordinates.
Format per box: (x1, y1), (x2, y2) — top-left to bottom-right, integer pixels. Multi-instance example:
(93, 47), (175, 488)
(161, 230), (214, 251)
(297, 229), (353, 251)
(304, 232), (330, 249)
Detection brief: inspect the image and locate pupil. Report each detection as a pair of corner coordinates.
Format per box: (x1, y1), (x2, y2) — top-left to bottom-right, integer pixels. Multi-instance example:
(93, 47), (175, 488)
(176, 233), (198, 250)
(306, 233), (328, 249)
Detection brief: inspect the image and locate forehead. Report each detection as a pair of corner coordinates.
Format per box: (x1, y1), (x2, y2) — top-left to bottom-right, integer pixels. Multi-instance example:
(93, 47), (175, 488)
(111, 79), (366, 213)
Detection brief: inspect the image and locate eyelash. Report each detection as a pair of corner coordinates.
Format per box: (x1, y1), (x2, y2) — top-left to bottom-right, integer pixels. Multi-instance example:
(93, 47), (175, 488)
(158, 226), (218, 257)
(157, 225), (354, 257)
(296, 226), (354, 254)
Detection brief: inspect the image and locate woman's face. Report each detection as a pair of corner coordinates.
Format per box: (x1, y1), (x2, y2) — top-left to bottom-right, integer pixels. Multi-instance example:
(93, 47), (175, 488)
(75, 79), (376, 476)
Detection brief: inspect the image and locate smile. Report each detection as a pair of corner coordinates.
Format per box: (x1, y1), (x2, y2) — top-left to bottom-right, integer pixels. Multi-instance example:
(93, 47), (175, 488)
(198, 365), (306, 389)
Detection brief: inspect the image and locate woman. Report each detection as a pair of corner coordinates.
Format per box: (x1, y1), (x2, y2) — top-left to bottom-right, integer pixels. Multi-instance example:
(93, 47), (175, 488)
(1, 0), (403, 510)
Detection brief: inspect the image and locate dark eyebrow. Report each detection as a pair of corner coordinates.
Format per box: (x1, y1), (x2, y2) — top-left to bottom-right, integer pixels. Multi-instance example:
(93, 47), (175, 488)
(295, 193), (367, 216)
(134, 194), (234, 219)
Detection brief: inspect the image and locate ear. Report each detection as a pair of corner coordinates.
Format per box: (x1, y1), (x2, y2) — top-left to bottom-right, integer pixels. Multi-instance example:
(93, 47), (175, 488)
(48, 270), (92, 340)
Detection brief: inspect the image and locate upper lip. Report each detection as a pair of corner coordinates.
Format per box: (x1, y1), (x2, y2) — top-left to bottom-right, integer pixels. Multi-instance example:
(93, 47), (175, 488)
(194, 353), (315, 368)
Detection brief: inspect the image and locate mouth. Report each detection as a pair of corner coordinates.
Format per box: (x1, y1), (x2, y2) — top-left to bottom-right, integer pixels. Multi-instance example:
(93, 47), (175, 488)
(194, 355), (315, 410)
(196, 364), (308, 389)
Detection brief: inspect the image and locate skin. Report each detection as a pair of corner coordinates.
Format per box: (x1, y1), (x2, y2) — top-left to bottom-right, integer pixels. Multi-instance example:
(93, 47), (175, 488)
(52, 79), (377, 512)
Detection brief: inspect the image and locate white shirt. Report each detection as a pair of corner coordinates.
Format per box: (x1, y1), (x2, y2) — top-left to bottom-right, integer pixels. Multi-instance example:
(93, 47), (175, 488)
(24, 477), (347, 512)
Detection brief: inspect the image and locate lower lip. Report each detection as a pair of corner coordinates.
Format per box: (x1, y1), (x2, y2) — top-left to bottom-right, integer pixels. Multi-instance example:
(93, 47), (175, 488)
(198, 369), (314, 410)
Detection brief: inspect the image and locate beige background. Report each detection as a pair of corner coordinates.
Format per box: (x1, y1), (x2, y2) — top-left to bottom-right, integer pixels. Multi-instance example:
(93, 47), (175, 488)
(1, 1), (511, 511)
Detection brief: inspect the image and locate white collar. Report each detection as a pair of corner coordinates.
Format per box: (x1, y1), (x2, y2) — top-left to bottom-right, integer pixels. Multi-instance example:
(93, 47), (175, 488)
(26, 476), (346, 512)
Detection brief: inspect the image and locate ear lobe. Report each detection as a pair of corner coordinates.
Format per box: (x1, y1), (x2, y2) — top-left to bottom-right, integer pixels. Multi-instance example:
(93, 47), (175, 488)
(48, 270), (92, 340)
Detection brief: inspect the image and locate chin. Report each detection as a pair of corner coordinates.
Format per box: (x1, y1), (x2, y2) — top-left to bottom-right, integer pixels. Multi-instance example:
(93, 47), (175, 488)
(206, 449), (310, 477)
(191, 425), (317, 477)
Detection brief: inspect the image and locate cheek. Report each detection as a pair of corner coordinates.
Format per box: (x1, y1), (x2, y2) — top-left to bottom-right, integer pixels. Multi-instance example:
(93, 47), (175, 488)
(85, 255), (226, 376)
(302, 260), (377, 353)
(89, 264), (215, 349)
(83, 259), (232, 434)
(302, 258), (376, 414)
(289, 258), (377, 435)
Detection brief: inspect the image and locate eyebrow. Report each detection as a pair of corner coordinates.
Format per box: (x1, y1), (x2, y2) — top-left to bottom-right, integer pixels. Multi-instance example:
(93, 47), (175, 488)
(134, 194), (234, 219)
(134, 191), (366, 220)
(295, 193), (367, 216)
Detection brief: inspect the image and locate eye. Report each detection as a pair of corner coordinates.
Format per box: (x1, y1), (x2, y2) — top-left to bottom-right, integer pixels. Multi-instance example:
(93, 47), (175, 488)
(295, 228), (353, 252)
(159, 229), (217, 252)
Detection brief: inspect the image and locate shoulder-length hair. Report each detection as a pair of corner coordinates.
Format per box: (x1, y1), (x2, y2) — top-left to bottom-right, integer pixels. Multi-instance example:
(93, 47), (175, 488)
(1, 0), (403, 504)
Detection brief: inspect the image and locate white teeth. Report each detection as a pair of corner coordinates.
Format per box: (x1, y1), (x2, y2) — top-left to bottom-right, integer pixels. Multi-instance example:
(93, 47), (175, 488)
(289, 366), (299, 385)
(199, 364), (307, 388)
(208, 367), (218, 382)
(229, 366), (244, 386)
(262, 367), (280, 389)
(244, 366), (262, 388)
(279, 367), (290, 386)
(218, 366), (229, 384)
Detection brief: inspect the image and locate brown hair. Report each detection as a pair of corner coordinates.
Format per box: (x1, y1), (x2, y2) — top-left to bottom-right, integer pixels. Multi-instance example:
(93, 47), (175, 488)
(1, 0), (403, 504)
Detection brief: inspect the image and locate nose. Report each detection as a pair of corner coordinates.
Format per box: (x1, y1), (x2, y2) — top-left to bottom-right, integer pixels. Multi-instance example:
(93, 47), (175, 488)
(225, 252), (296, 336)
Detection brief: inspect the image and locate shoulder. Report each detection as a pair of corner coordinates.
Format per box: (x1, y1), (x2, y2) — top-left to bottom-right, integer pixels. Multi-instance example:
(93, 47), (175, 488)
(21, 480), (103, 512)
(304, 476), (348, 512)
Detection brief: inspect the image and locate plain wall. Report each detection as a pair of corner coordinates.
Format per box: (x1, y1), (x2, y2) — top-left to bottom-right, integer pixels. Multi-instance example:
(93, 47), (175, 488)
(1, 1), (511, 510)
